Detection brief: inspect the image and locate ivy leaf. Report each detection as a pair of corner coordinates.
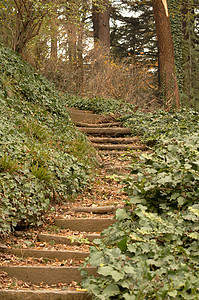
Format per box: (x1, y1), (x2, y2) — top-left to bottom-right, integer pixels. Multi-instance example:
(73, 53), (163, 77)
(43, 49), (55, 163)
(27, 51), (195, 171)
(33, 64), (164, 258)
(89, 251), (104, 267)
(123, 293), (135, 300)
(129, 196), (146, 204)
(177, 196), (186, 206)
(116, 208), (130, 220)
(117, 237), (128, 252)
(123, 266), (136, 275)
(97, 266), (114, 276)
(157, 175), (172, 184)
(167, 290), (178, 297)
(102, 284), (120, 297)
(111, 270), (124, 282)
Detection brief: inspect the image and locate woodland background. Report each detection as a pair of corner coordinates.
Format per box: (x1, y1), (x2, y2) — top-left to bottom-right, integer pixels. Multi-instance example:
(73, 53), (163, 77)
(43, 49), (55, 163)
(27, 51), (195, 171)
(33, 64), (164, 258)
(0, 0), (198, 110)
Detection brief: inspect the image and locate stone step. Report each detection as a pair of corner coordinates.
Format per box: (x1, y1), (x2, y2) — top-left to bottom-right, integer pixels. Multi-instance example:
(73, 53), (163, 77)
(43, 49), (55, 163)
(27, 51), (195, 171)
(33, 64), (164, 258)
(93, 143), (146, 151)
(0, 266), (97, 285)
(72, 205), (124, 214)
(89, 136), (139, 143)
(78, 127), (131, 136)
(38, 233), (101, 245)
(75, 121), (122, 128)
(0, 290), (92, 300)
(55, 218), (115, 232)
(0, 248), (89, 260)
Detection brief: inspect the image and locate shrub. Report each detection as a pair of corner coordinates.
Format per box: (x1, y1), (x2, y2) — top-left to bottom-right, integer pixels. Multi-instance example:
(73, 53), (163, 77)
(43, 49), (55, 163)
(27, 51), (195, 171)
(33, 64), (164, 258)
(40, 45), (157, 108)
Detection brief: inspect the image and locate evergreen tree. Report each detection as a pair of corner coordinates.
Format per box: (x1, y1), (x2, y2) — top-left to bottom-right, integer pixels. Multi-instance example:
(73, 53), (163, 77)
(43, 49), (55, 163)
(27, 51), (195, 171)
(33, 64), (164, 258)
(110, 0), (158, 67)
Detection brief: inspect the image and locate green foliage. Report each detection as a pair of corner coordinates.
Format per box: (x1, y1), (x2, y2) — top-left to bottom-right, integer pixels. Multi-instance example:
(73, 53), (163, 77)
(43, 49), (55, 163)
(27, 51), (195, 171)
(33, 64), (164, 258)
(0, 172), (51, 232)
(168, 0), (199, 109)
(168, 0), (184, 93)
(0, 44), (96, 233)
(65, 94), (135, 115)
(82, 206), (199, 299)
(123, 137), (199, 213)
(81, 109), (199, 299)
(111, 0), (158, 67)
(0, 155), (19, 174)
(121, 109), (199, 144)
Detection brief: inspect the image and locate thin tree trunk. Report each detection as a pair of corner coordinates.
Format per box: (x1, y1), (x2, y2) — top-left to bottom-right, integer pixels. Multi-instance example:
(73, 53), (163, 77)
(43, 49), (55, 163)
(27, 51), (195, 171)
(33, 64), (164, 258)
(67, 22), (77, 63)
(181, 0), (196, 106)
(77, 27), (84, 92)
(152, 0), (180, 109)
(50, 11), (58, 61)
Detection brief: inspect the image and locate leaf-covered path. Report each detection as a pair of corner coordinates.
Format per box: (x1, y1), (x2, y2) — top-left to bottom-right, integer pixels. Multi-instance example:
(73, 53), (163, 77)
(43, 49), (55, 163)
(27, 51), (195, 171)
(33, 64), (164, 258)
(0, 109), (147, 299)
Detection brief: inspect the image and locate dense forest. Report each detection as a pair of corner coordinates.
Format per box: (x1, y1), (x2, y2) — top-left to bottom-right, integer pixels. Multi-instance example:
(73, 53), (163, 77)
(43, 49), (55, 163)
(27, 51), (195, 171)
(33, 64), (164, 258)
(0, 0), (198, 109)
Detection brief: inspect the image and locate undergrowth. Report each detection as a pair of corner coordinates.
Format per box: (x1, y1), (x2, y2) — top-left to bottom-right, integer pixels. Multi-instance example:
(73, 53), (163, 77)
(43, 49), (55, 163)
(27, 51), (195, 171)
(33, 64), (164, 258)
(0, 44), (96, 233)
(81, 109), (199, 299)
(65, 94), (136, 115)
(121, 109), (199, 144)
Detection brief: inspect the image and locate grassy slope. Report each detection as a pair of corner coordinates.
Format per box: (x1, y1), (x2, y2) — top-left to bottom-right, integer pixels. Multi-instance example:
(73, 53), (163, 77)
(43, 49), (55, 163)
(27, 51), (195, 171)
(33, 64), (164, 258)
(0, 44), (96, 233)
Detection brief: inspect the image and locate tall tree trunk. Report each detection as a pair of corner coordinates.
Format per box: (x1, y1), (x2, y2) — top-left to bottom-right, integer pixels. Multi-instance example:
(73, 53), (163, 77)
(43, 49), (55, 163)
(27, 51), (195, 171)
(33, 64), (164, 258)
(92, 0), (110, 52)
(50, 11), (58, 61)
(67, 22), (77, 63)
(76, 27), (84, 92)
(152, 0), (180, 109)
(181, 0), (196, 107)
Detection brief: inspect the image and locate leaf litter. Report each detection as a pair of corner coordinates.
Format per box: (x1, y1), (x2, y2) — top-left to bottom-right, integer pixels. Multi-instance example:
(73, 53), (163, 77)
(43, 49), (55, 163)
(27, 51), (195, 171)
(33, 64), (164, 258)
(0, 151), (140, 291)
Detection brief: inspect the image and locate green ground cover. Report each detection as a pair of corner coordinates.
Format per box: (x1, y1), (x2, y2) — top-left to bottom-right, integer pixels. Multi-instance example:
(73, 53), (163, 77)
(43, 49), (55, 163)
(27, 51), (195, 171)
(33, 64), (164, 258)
(0, 44), (96, 233)
(82, 108), (199, 299)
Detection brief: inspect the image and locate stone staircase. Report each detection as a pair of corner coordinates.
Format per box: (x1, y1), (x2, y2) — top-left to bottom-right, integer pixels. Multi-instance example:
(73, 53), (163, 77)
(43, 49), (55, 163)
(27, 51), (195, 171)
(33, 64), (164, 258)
(0, 109), (146, 299)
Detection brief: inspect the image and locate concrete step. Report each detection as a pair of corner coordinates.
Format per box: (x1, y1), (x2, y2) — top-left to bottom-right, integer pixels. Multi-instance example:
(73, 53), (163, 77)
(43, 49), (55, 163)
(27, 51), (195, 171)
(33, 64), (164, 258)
(89, 136), (139, 143)
(93, 143), (146, 151)
(75, 121), (122, 128)
(72, 205), (124, 214)
(0, 266), (97, 285)
(0, 248), (89, 260)
(78, 127), (131, 136)
(55, 218), (115, 232)
(38, 233), (101, 245)
(0, 290), (92, 300)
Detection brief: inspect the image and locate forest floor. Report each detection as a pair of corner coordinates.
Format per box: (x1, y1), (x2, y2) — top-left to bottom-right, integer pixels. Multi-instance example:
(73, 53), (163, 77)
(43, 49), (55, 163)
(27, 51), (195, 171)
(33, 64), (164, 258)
(0, 152), (134, 291)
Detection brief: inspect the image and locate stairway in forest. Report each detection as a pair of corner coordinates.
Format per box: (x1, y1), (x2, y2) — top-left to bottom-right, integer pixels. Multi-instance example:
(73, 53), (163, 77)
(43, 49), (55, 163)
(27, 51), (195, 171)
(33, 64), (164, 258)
(71, 107), (146, 152)
(70, 108), (146, 175)
(0, 109), (146, 299)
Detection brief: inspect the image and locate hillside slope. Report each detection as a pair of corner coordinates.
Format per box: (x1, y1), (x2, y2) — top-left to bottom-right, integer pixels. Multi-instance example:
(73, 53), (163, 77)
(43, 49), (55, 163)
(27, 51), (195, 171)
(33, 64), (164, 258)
(0, 44), (96, 233)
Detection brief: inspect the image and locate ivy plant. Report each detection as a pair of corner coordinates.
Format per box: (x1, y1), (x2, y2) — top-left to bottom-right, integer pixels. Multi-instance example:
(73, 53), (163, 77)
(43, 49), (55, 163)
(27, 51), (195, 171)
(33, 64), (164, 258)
(82, 206), (199, 299)
(123, 136), (199, 213)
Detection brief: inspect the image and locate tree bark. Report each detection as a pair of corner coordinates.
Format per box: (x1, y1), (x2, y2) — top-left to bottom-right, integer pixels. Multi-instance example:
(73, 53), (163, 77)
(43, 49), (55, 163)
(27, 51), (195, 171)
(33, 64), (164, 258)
(50, 10), (58, 61)
(92, 0), (110, 52)
(13, 0), (44, 54)
(67, 22), (77, 63)
(152, 0), (180, 109)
